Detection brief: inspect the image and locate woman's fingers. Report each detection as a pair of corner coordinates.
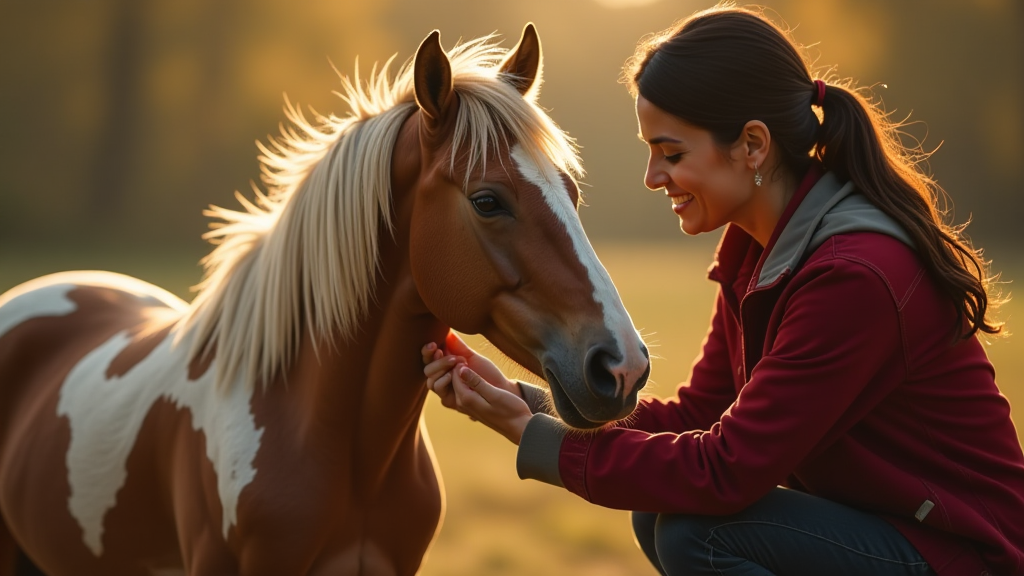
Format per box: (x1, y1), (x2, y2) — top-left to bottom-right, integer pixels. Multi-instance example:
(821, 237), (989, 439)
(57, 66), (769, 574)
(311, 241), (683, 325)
(427, 367), (459, 407)
(420, 342), (438, 365)
(423, 354), (463, 380)
(450, 365), (532, 444)
(431, 371), (452, 393)
(421, 342), (453, 368)
(450, 365), (472, 405)
(423, 340), (466, 411)
(452, 365), (510, 413)
(460, 366), (501, 403)
(425, 343), (527, 442)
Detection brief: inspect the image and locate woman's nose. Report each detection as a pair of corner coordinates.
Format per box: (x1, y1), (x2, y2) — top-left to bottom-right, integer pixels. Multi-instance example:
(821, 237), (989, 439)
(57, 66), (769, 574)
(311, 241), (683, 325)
(644, 159), (668, 191)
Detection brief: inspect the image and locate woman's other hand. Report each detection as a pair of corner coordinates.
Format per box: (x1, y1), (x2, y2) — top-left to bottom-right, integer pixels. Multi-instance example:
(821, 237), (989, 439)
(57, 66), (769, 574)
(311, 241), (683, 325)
(421, 331), (522, 406)
(421, 331), (530, 443)
(448, 364), (532, 444)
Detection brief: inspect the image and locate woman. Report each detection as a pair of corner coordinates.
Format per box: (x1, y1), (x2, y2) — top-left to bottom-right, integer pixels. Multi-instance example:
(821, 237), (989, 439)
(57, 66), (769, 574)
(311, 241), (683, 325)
(421, 6), (1024, 575)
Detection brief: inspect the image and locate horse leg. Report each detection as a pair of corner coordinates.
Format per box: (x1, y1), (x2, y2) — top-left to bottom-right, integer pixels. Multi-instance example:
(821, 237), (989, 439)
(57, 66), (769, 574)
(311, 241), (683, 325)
(0, 519), (15, 576)
(14, 552), (45, 576)
(0, 519), (45, 576)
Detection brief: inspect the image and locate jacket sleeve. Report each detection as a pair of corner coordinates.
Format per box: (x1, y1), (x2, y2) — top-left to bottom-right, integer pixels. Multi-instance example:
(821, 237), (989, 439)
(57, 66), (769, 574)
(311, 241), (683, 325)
(623, 288), (739, 434)
(517, 259), (904, 514)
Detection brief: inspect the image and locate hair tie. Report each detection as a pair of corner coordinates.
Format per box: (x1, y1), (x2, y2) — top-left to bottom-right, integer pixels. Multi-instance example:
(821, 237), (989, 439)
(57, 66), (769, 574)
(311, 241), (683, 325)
(813, 79), (826, 107)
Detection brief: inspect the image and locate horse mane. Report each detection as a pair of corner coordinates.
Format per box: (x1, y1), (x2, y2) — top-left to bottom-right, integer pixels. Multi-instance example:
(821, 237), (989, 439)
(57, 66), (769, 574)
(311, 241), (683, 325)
(176, 35), (583, 391)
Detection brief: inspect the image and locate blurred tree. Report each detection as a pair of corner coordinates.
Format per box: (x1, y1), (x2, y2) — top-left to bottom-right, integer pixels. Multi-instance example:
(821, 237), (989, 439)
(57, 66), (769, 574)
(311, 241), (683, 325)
(0, 0), (1019, 250)
(89, 0), (147, 220)
(193, 0), (240, 217)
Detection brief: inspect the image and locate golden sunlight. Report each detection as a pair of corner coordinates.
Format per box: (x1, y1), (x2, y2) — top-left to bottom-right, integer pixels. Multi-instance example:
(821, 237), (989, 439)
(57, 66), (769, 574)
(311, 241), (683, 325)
(590, 0), (664, 9)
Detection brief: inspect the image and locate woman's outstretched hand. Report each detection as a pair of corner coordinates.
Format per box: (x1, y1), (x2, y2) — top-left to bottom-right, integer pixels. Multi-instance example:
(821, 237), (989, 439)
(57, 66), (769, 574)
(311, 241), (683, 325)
(421, 331), (522, 406)
(421, 331), (533, 445)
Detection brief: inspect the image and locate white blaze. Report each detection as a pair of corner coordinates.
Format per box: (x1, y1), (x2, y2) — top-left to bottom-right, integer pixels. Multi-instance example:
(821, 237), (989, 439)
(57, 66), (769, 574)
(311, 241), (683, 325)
(510, 145), (640, 357)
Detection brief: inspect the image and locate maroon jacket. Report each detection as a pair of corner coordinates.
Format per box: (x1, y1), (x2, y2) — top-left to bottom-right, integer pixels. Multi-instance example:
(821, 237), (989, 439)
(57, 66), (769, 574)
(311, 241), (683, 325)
(516, 169), (1024, 576)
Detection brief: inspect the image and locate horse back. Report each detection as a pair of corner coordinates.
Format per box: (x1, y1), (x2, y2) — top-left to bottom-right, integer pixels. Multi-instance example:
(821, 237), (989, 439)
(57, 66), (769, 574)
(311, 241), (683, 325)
(0, 271), (185, 440)
(0, 271), (187, 574)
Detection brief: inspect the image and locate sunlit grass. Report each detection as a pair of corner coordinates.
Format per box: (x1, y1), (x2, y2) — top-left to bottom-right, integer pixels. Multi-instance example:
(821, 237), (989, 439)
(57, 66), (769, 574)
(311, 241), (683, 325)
(0, 241), (1021, 575)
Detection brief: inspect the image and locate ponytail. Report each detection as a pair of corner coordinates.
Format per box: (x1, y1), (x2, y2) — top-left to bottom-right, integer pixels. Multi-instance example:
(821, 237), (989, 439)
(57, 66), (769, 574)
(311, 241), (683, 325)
(815, 81), (1003, 338)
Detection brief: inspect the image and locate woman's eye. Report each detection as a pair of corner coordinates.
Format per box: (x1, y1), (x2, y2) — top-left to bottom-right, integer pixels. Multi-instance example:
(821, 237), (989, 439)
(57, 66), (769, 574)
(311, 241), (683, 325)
(472, 194), (504, 215)
(665, 153), (683, 164)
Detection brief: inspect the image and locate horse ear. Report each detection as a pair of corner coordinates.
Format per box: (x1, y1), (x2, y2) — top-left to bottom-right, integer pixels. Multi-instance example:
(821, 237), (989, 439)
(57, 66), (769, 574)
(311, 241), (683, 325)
(498, 23), (543, 97)
(414, 30), (455, 128)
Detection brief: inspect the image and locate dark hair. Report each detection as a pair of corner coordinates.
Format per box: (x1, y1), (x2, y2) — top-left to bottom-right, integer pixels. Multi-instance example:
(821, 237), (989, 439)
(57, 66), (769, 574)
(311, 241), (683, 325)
(623, 5), (1003, 338)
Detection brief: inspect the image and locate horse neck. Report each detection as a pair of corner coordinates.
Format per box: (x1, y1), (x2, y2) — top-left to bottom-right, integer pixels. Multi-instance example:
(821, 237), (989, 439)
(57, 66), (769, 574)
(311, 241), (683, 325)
(269, 167), (446, 485)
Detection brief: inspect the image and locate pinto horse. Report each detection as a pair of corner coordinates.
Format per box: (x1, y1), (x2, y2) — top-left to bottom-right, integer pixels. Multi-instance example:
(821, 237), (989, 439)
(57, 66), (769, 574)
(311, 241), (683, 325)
(0, 25), (649, 576)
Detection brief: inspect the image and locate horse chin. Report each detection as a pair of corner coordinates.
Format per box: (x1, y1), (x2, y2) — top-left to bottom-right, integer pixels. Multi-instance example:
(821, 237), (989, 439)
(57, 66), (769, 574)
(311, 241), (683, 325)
(544, 369), (637, 430)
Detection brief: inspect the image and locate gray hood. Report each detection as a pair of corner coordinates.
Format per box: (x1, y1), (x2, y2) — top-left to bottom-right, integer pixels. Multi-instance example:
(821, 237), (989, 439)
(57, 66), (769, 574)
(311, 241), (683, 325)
(755, 171), (915, 289)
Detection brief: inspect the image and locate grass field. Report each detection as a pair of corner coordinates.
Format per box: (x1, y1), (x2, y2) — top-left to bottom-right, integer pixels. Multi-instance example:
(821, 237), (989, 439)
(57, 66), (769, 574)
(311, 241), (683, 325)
(0, 241), (1021, 575)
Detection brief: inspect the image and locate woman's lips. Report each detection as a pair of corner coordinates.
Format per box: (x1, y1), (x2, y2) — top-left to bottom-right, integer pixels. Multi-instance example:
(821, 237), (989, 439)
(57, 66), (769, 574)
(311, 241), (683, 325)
(670, 193), (694, 215)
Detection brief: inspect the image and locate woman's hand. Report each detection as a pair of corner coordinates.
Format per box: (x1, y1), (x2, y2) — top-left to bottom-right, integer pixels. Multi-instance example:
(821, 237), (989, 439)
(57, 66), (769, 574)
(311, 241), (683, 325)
(421, 331), (531, 444)
(448, 364), (533, 444)
(421, 331), (522, 409)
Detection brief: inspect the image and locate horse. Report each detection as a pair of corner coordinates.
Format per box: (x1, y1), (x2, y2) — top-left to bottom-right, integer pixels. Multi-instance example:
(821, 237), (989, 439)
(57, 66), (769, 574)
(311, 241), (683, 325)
(0, 24), (650, 576)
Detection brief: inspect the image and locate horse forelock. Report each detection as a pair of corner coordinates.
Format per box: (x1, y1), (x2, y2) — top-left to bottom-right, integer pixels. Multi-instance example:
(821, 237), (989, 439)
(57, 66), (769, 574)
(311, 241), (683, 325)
(444, 74), (582, 191)
(178, 33), (583, 392)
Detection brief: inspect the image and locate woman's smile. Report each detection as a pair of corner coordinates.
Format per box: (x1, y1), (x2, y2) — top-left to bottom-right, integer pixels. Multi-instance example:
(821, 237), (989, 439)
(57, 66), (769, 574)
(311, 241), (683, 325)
(669, 193), (694, 214)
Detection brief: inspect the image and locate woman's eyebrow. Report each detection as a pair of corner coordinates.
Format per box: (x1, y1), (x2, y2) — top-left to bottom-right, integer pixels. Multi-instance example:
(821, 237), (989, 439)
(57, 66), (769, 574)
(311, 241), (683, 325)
(639, 135), (683, 145)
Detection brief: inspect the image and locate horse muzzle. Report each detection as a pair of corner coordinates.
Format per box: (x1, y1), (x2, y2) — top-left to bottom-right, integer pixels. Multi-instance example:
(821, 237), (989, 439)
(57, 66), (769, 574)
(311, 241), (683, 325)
(542, 339), (650, 429)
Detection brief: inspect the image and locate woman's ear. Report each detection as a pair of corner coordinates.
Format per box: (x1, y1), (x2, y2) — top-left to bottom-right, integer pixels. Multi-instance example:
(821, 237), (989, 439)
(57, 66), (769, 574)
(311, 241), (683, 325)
(739, 120), (771, 170)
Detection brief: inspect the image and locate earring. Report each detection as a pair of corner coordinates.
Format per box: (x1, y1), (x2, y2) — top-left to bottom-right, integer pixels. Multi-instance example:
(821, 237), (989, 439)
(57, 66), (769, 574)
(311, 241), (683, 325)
(754, 163), (763, 187)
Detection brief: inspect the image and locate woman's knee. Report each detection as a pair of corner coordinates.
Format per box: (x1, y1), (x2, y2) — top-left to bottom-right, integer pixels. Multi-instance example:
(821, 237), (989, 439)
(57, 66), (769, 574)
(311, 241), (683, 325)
(631, 511), (658, 547)
(631, 511), (664, 573)
(629, 512), (716, 576)
(652, 514), (719, 576)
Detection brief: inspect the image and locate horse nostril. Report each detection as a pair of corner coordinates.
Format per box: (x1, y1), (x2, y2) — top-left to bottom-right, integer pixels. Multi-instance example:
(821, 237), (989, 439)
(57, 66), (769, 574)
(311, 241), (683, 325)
(584, 346), (622, 401)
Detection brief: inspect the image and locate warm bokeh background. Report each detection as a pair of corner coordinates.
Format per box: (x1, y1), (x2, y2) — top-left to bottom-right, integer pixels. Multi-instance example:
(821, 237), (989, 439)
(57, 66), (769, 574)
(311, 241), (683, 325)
(1, 1), (1021, 574)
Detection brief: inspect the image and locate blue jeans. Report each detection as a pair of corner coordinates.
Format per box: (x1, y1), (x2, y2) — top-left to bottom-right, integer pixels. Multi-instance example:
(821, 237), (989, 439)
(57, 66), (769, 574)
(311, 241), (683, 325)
(631, 487), (937, 576)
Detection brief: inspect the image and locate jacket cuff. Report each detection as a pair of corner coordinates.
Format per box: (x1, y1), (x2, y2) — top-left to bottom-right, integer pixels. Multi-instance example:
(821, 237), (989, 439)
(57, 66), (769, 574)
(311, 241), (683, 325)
(557, 430), (592, 500)
(517, 380), (552, 415)
(516, 413), (566, 487)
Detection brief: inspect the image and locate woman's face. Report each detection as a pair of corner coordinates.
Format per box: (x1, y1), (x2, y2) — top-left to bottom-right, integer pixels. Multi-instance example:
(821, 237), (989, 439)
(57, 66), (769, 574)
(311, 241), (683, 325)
(636, 96), (755, 237)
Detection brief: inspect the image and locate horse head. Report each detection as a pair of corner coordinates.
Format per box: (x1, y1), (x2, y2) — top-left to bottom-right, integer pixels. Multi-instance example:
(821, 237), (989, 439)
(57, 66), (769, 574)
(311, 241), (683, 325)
(399, 25), (651, 428)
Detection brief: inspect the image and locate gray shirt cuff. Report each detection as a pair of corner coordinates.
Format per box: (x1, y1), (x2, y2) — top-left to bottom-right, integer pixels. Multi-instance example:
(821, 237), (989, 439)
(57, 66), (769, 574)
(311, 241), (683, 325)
(516, 413), (566, 488)
(517, 380), (552, 415)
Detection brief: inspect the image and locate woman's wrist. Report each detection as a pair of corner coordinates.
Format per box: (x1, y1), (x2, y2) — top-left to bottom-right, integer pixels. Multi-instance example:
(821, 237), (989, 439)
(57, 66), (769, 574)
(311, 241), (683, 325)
(515, 380), (552, 415)
(508, 412), (533, 445)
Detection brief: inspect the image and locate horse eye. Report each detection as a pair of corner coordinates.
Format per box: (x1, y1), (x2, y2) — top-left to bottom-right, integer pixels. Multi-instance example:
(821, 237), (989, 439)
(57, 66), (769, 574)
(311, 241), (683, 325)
(471, 194), (503, 215)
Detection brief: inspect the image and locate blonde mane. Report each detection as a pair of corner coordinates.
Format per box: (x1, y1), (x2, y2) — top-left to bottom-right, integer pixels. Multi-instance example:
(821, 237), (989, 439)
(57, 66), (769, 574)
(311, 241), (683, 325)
(176, 35), (582, 390)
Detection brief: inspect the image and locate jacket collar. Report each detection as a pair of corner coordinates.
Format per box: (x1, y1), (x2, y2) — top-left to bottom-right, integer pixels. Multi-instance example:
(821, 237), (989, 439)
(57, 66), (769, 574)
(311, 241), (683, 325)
(754, 170), (851, 288)
(708, 164), (823, 290)
(708, 167), (914, 292)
